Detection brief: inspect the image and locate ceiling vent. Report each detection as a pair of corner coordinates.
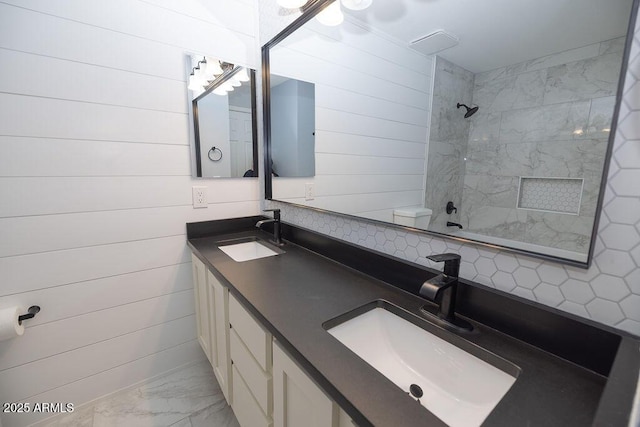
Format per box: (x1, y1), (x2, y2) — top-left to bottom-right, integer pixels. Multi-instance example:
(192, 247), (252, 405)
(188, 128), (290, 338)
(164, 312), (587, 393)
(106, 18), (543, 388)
(410, 30), (459, 55)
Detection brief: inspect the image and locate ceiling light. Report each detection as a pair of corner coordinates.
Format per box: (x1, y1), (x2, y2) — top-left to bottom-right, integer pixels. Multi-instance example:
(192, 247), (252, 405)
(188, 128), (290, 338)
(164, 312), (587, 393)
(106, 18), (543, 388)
(277, 0), (308, 9)
(316, 1), (343, 26)
(341, 0), (372, 10)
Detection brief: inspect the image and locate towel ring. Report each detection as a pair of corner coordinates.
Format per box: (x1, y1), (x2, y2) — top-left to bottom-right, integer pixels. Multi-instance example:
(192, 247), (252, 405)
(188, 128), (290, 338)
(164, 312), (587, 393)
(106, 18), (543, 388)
(208, 146), (223, 162)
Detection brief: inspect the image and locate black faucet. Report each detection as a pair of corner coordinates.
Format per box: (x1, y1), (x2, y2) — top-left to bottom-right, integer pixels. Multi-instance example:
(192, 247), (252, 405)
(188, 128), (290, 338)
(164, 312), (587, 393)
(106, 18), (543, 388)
(447, 221), (463, 229)
(255, 208), (283, 246)
(419, 253), (473, 332)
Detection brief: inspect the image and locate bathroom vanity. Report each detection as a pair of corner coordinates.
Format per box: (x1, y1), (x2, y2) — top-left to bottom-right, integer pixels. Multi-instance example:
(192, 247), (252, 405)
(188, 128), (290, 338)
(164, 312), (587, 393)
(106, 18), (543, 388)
(187, 216), (639, 427)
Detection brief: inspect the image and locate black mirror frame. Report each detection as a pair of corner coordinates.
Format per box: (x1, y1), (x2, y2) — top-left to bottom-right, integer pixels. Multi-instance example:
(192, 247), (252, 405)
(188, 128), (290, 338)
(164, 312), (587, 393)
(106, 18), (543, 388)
(262, 0), (334, 197)
(192, 67), (259, 178)
(261, 0), (640, 269)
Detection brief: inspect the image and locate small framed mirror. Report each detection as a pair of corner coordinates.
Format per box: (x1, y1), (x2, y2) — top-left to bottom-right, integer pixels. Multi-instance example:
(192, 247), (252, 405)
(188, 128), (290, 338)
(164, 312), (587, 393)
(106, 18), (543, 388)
(187, 55), (258, 178)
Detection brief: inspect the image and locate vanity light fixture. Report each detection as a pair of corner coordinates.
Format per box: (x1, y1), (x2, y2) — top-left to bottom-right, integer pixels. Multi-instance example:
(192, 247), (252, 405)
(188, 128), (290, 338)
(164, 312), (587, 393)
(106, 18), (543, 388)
(220, 81), (235, 92)
(188, 56), (233, 93)
(213, 86), (228, 96)
(188, 76), (205, 92)
(341, 0), (372, 10)
(188, 58), (208, 93)
(277, 0), (308, 9)
(205, 57), (223, 76)
(316, 1), (344, 26)
(236, 68), (250, 82)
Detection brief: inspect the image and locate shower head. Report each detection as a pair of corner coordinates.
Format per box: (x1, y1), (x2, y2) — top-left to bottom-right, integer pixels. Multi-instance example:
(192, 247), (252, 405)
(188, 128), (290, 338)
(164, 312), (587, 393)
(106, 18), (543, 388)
(457, 103), (479, 118)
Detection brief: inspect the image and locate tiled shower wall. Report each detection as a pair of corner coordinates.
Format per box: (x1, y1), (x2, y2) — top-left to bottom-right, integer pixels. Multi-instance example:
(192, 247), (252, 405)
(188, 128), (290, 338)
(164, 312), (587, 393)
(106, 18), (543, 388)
(260, 3), (640, 336)
(462, 38), (625, 255)
(426, 57), (474, 233)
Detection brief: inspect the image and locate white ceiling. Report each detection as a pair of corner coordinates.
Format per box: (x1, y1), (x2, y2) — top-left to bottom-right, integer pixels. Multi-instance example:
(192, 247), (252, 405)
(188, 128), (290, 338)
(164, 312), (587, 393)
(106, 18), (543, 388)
(343, 0), (633, 73)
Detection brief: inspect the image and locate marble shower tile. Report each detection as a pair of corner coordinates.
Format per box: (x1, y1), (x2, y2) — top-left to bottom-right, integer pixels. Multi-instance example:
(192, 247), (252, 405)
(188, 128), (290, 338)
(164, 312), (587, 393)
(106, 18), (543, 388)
(531, 139), (608, 178)
(474, 43), (601, 86)
(461, 206), (528, 240)
(499, 101), (590, 143)
(436, 56), (475, 87)
(431, 94), (472, 141)
(426, 140), (466, 178)
(92, 362), (225, 427)
(462, 175), (519, 210)
(465, 143), (535, 176)
(473, 69), (546, 112)
(510, 44), (601, 77)
(474, 67), (508, 86)
(576, 176), (604, 218)
(587, 96), (616, 138)
(431, 57), (474, 142)
(524, 211), (594, 253)
(468, 112), (501, 143)
(599, 37), (627, 56)
(543, 52), (623, 104)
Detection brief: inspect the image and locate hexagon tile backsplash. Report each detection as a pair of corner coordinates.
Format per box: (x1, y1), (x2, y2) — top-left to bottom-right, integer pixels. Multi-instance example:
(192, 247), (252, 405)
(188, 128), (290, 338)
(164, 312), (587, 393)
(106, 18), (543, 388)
(262, 5), (640, 336)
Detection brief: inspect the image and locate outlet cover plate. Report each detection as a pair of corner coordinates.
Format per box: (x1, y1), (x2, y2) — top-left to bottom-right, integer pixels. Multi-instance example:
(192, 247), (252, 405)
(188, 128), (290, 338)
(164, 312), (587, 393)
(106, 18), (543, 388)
(305, 183), (315, 201)
(192, 186), (208, 208)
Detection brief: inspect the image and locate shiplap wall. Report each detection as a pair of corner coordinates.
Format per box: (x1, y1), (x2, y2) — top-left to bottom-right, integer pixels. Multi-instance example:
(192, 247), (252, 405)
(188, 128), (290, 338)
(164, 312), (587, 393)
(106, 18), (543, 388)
(270, 17), (432, 222)
(0, 1), (259, 425)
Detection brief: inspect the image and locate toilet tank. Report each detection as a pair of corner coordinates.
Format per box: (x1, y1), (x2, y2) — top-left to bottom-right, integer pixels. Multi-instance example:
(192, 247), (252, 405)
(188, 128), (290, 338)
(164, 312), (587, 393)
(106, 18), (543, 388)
(393, 207), (433, 230)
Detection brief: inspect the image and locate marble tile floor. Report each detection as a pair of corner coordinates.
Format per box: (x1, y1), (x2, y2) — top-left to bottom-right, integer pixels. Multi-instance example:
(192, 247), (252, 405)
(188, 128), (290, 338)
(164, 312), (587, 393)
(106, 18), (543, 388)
(42, 361), (239, 427)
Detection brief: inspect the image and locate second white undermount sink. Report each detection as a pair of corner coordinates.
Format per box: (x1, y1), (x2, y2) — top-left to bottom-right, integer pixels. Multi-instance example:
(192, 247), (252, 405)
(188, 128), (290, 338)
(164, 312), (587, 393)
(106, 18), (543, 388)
(218, 238), (281, 262)
(326, 302), (519, 427)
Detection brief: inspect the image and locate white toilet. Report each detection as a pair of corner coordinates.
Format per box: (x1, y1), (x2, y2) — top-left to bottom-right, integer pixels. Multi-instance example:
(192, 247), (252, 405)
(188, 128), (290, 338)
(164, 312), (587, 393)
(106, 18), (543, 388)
(393, 207), (433, 230)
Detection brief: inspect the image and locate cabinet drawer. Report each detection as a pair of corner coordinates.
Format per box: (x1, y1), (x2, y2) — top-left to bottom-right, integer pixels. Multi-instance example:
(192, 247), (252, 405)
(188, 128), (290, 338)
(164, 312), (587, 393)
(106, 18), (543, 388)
(231, 328), (272, 415)
(232, 365), (273, 427)
(229, 294), (272, 371)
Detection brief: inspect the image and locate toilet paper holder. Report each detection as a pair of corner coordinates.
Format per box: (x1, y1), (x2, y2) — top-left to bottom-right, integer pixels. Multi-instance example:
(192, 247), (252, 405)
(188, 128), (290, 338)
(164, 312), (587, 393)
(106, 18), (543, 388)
(18, 306), (40, 325)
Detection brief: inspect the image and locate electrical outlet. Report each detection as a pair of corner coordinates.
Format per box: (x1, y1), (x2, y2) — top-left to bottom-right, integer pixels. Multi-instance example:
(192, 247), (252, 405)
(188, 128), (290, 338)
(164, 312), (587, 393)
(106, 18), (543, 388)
(305, 183), (315, 201)
(192, 186), (208, 208)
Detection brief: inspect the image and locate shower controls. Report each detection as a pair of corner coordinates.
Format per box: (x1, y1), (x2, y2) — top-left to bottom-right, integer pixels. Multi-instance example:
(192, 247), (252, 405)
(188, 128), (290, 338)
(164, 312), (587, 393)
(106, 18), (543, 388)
(446, 201), (457, 214)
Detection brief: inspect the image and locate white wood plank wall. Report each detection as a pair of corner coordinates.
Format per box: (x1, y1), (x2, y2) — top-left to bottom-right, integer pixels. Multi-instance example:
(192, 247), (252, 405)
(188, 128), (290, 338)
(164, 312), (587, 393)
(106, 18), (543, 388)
(0, 1), (260, 425)
(270, 16), (432, 222)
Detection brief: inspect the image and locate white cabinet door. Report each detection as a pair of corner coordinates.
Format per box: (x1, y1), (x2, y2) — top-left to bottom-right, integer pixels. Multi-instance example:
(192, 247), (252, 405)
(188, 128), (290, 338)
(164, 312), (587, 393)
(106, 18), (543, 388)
(191, 254), (211, 363)
(273, 341), (342, 427)
(209, 270), (232, 404)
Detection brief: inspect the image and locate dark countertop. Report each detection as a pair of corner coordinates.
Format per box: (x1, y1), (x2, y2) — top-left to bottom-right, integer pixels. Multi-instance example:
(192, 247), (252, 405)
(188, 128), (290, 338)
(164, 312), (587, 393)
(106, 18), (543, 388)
(188, 227), (634, 427)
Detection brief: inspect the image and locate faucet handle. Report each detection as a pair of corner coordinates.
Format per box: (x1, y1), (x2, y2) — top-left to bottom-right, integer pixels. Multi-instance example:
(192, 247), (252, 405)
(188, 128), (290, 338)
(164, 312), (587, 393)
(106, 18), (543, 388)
(426, 253), (460, 263)
(263, 208), (280, 220)
(426, 253), (461, 277)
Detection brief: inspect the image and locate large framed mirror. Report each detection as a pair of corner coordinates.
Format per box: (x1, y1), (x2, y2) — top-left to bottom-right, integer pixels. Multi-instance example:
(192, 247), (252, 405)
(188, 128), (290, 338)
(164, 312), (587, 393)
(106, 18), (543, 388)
(187, 55), (258, 178)
(263, 0), (637, 267)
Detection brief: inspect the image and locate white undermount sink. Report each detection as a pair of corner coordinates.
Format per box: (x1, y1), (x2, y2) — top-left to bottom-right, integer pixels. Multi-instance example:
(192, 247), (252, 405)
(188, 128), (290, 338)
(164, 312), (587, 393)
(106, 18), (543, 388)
(326, 303), (518, 427)
(218, 238), (281, 262)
